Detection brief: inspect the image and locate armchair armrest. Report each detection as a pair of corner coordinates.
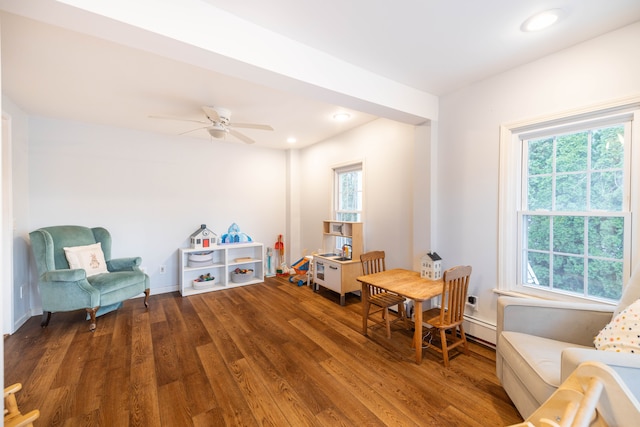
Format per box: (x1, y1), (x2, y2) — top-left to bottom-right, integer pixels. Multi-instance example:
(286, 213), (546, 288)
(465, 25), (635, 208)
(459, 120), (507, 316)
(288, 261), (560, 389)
(38, 270), (100, 311)
(107, 257), (142, 272)
(42, 269), (86, 282)
(498, 296), (614, 346)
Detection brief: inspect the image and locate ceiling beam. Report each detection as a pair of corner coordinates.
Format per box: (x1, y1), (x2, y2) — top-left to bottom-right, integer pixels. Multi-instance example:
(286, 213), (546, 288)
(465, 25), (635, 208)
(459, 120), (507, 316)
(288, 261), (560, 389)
(2, 0), (437, 123)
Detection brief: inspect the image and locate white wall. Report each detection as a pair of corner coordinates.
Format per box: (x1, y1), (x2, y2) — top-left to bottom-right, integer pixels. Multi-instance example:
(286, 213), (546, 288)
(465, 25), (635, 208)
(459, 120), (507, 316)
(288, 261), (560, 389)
(2, 96), (31, 333)
(437, 21), (640, 340)
(27, 117), (287, 302)
(298, 118), (418, 270)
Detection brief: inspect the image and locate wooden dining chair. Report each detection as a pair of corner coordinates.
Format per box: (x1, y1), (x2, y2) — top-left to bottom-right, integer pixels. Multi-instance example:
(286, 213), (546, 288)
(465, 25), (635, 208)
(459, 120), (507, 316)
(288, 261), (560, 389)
(422, 265), (472, 367)
(361, 251), (409, 339)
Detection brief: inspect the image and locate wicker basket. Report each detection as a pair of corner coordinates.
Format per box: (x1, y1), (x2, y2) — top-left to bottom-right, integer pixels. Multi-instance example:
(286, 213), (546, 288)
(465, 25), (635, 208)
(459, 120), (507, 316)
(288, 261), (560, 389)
(230, 270), (254, 283)
(193, 277), (215, 289)
(188, 252), (214, 267)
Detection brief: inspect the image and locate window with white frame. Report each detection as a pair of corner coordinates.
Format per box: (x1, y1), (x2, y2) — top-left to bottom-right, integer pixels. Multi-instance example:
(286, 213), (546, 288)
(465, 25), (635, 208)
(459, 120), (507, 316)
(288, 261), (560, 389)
(499, 102), (640, 302)
(334, 163), (363, 222)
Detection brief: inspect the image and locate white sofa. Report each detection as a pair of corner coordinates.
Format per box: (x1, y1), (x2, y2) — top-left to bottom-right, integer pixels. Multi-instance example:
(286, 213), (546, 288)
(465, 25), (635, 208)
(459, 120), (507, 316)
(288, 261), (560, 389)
(496, 268), (640, 419)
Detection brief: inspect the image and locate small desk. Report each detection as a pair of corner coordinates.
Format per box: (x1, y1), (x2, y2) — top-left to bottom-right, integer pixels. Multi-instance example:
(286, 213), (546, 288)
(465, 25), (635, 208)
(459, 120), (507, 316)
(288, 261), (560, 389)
(357, 268), (444, 364)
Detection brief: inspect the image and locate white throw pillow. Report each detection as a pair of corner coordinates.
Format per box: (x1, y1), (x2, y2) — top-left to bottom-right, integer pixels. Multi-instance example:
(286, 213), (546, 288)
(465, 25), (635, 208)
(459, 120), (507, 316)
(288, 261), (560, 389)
(594, 298), (640, 353)
(63, 242), (109, 277)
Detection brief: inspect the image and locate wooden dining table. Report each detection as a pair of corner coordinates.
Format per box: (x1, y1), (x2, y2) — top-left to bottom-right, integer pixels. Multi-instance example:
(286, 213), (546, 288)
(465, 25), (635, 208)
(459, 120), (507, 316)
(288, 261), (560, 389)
(357, 268), (444, 364)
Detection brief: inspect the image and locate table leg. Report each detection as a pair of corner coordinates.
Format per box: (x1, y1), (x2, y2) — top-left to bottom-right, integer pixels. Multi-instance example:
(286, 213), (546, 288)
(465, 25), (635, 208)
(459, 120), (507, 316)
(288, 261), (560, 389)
(361, 282), (369, 336)
(414, 299), (422, 364)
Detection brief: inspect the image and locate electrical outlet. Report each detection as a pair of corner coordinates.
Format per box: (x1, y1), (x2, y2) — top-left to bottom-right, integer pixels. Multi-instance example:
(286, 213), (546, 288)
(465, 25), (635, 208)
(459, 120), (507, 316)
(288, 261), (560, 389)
(466, 295), (477, 310)
(160, 265), (166, 274)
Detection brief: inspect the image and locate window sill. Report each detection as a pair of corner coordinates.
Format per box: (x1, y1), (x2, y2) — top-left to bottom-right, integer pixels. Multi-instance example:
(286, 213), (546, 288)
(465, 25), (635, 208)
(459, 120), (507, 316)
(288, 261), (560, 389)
(492, 287), (618, 308)
(492, 288), (546, 299)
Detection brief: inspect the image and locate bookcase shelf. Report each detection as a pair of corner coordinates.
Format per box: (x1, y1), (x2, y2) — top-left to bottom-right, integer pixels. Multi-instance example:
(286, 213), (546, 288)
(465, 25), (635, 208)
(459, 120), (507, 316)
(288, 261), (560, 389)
(179, 242), (264, 296)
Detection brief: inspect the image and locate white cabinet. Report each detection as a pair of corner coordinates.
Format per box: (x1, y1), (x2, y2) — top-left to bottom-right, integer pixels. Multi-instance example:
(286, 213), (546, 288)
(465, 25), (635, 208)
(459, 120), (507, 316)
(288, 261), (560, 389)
(313, 256), (363, 306)
(179, 242), (264, 296)
(314, 258), (341, 293)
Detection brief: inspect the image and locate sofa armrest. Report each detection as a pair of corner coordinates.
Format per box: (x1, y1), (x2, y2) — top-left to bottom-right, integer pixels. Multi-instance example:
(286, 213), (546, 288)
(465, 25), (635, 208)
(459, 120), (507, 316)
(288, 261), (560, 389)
(42, 269), (86, 282)
(107, 257), (142, 272)
(562, 348), (640, 401)
(497, 296), (614, 346)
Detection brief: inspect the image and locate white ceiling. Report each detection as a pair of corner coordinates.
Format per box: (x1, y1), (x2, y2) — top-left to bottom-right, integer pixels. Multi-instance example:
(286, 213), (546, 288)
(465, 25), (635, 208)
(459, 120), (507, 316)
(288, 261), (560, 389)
(2, 0), (640, 149)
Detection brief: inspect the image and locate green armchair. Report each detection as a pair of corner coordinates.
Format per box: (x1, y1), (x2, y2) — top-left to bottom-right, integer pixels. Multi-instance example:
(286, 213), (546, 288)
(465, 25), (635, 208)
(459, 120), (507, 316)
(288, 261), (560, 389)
(29, 225), (150, 331)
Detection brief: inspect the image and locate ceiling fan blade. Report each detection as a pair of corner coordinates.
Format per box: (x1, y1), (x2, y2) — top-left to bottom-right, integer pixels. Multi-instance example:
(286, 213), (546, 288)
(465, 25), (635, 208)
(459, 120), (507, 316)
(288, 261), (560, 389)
(202, 106), (220, 122)
(228, 128), (255, 144)
(179, 125), (209, 135)
(148, 114), (210, 125)
(231, 123), (274, 131)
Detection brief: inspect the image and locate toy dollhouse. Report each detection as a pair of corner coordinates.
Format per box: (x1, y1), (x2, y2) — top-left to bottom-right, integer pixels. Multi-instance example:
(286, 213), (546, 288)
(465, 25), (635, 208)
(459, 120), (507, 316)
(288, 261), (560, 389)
(421, 252), (442, 280)
(189, 224), (217, 249)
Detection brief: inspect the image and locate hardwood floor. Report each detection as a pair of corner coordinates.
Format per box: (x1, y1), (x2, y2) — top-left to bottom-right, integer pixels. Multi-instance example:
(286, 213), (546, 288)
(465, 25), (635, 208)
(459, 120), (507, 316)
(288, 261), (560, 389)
(4, 277), (522, 426)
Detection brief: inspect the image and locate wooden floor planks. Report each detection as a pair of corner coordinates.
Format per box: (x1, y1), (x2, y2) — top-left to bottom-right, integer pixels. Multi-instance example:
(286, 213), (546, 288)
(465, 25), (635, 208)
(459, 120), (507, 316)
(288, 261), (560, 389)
(4, 276), (522, 426)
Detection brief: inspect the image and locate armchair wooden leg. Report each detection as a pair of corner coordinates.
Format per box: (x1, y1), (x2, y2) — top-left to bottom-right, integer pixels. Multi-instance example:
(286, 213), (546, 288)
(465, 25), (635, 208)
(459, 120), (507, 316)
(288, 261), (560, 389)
(143, 288), (150, 308)
(86, 307), (98, 332)
(40, 311), (51, 328)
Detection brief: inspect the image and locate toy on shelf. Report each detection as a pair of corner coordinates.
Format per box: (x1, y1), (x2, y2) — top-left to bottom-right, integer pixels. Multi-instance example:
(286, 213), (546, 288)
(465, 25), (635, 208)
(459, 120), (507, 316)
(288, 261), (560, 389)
(221, 223), (252, 244)
(194, 273), (214, 282)
(189, 224), (217, 249)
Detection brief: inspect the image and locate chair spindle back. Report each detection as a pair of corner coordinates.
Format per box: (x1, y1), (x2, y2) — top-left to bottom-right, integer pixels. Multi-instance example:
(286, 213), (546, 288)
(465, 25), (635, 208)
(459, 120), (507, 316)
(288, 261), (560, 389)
(439, 265), (472, 326)
(361, 250), (386, 296)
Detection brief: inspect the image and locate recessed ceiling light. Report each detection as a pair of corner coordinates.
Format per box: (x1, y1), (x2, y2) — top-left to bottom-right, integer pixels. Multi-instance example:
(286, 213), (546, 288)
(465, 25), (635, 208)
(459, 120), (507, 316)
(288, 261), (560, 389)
(521, 9), (563, 32)
(333, 112), (351, 121)
(287, 137), (297, 144)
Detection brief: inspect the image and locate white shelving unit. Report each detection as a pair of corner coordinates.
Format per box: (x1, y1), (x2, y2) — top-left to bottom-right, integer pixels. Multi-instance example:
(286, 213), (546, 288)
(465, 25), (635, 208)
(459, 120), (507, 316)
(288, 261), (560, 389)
(179, 242), (264, 296)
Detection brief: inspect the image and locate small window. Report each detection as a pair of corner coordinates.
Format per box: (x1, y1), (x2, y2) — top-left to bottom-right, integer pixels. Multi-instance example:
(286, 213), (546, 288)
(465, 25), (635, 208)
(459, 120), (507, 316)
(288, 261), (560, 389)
(334, 163), (362, 222)
(334, 163), (363, 250)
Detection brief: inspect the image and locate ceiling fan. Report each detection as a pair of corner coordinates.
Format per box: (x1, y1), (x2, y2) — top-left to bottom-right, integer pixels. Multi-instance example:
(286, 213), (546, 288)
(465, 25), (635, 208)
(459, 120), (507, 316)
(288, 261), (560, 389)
(150, 106), (273, 144)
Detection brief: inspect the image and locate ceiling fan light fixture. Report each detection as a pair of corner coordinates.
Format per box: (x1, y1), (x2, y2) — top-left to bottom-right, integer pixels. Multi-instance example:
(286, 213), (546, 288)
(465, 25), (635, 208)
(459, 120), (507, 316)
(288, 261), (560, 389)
(521, 9), (564, 32)
(208, 126), (227, 139)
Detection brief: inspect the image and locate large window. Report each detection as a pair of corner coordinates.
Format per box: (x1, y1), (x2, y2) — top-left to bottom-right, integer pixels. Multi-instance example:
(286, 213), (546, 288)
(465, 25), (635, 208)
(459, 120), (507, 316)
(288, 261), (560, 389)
(334, 163), (362, 222)
(499, 102), (639, 302)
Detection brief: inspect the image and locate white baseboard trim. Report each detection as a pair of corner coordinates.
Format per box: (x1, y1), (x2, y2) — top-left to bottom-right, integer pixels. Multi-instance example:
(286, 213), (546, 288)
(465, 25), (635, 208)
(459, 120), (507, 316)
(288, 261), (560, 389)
(463, 314), (497, 347)
(146, 284), (179, 295)
(12, 310), (33, 333)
